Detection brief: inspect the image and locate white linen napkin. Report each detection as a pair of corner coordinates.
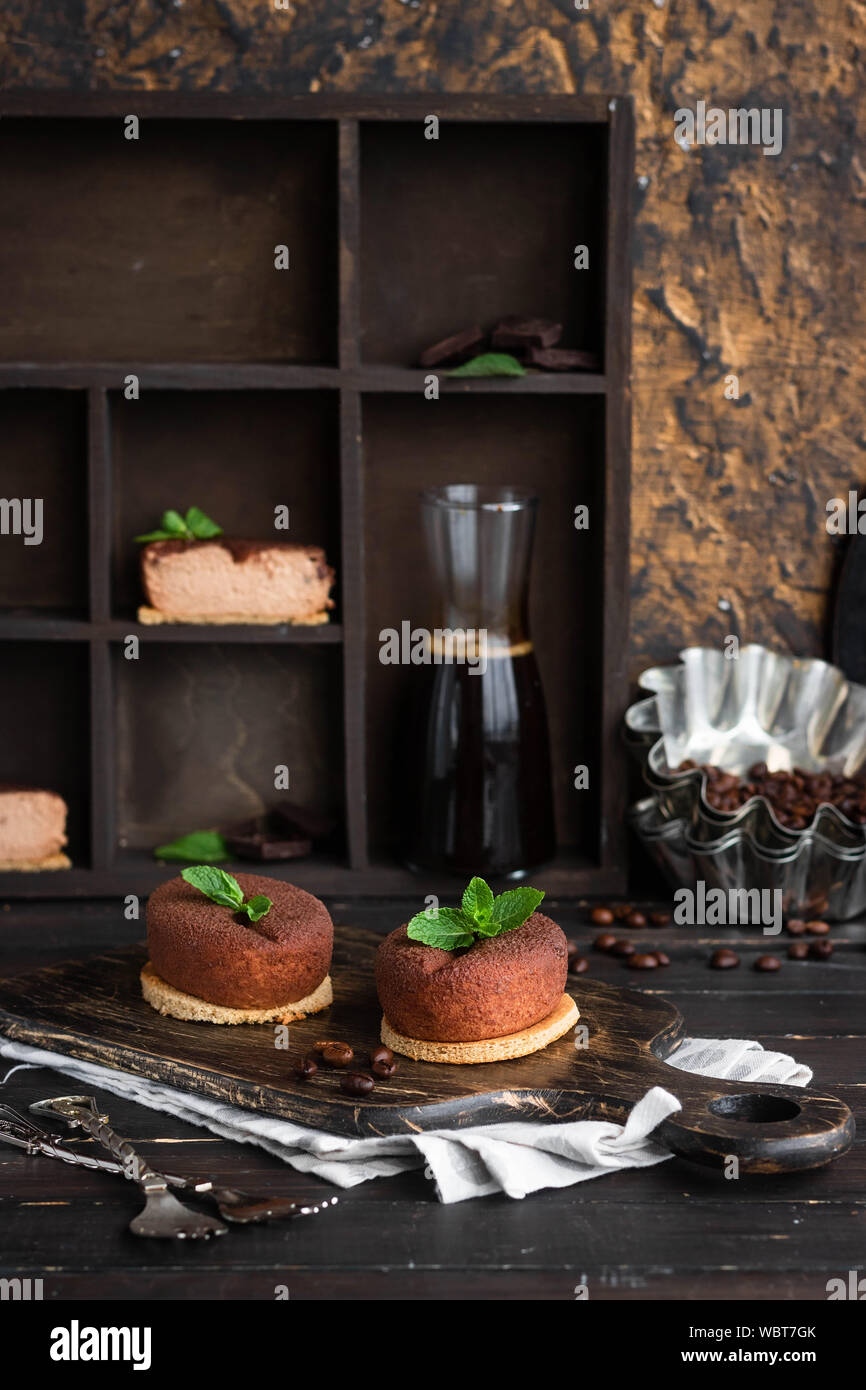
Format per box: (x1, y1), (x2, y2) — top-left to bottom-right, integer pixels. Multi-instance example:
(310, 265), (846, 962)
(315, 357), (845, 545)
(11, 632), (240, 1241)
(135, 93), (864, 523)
(0, 1037), (811, 1204)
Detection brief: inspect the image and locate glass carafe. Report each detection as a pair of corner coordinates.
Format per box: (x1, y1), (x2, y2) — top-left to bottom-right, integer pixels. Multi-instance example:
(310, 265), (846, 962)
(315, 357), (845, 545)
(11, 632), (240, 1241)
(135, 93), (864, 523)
(406, 484), (556, 877)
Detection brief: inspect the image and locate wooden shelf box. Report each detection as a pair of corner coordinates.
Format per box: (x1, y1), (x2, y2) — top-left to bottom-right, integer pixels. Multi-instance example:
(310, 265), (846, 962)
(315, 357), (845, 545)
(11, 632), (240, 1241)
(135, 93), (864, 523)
(0, 93), (633, 898)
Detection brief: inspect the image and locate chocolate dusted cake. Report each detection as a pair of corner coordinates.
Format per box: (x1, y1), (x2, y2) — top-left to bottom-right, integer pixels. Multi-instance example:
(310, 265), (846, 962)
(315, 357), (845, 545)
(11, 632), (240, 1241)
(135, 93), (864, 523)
(375, 880), (578, 1063)
(142, 871), (334, 1024)
(138, 538), (335, 626)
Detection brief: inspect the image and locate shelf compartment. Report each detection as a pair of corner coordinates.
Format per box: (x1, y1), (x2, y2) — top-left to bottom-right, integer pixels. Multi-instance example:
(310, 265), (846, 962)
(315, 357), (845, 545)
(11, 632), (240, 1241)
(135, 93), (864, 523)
(0, 391), (88, 616)
(0, 119), (338, 364)
(112, 641), (344, 859)
(360, 120), (607, 368)
(110, 389), (341, 622)
(0, 642), (91, 866)
(362, 393), (606, 866)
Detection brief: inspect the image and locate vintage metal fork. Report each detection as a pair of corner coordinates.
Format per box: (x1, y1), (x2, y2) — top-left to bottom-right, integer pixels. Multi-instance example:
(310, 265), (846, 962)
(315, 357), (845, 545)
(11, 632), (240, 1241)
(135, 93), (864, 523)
(15, 1097), (337, 1225)
(29, 1095), (229, 1240)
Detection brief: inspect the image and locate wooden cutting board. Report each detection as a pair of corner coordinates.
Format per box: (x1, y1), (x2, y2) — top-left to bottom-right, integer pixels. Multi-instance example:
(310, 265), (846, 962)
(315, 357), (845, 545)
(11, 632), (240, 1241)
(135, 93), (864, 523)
(0, 926), (853, 1173)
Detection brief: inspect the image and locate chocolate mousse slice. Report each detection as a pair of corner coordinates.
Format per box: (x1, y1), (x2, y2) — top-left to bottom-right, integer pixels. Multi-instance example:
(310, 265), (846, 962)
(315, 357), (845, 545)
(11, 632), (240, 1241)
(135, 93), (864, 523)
(138, 539), (335, 626)
(375, 879), (579, 1063)
(0, 786), (71, 870)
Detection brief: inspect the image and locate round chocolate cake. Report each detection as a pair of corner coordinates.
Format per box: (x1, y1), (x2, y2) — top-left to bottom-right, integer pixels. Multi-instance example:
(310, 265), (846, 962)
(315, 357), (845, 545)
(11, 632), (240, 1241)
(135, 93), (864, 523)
(375, 912), (568, 1043)
(146, 873), (333, 1011)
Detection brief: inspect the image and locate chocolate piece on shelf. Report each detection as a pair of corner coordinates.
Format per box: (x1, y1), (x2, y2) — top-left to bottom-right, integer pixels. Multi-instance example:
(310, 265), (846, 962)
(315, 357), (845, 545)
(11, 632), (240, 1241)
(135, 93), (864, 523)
(222, 802), (333, 861)
(490, 315), (563, 351)
(418, 325), (485, 368)
(525, 346), (601, 372)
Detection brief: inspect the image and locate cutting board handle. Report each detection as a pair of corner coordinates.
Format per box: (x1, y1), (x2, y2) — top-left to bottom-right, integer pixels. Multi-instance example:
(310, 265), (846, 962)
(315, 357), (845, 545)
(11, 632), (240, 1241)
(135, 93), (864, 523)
(642, 1061), (855, 1174)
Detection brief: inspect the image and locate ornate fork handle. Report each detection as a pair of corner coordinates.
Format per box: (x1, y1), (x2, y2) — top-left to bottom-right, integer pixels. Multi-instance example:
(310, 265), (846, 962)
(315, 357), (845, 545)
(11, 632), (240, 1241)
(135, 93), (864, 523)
(30, 1096), (167, 1190)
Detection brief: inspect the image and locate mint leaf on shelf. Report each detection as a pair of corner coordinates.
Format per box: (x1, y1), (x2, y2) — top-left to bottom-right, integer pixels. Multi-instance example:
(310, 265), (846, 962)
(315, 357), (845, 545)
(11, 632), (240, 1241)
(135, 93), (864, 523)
(185, 506), (223, 539)
(154, 830), (229, 863)
(446, 353), (526, 378)
(181, 865), (273, 923)
(135, 506), (223, 544)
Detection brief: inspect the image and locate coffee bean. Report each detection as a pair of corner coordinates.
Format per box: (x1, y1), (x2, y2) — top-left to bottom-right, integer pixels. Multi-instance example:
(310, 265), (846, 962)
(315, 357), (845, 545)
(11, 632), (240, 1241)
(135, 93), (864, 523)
(293, 1055), (318, 1081)
(625, 910), (648, 929)
(649, 911), (670, 927)
(628, 952), (659, 970)
(787, 941), (809, 960)
(593, 932), (617, 952)
(315, 1040), (354, 1068)
(805, 920), (830, 936)
(369, 1045), (394, 1068)
(652, 950), (671, 966)
(372, 1057), (398, 1078)
(566, 938), (580, 956)
(809, 940), (834, 960)
(754, 955), (781, 972)
(590, 906), (614, 926)
(569, 954), (589, 974)
(340, 1072), (375, 1096)
(613, 904), (634, 920)
(612, 939), (636, 957)
(710, 948), (740, 969)
(785, 919), (808, 936)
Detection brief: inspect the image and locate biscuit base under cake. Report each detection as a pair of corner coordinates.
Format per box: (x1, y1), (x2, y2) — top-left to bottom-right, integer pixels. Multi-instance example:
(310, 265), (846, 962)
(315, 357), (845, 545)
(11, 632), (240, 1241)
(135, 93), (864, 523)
(141, 960), (333, 1025)
(137, 605), (330, 626)
(380, 992), (579, 1063)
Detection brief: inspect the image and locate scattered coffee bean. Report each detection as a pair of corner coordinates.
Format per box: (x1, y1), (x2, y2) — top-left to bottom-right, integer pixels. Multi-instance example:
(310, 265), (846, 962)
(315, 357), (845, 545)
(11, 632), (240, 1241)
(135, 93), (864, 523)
(785, 919), (808, 936)
(652, 950), (671, 967)
(369, 1045), (393, 1068)
(809, 939), (834, 960)
(649, 911), (670, 927)
(590, 906), (614, 926)
(787, 941), (810, 960)
(628, 952), (659, 970)
(593, 932), (618, 952)
(613, 904), (634, 920)
(754, 955), (781, 972)
(372, 1057), (398, 1078)
(612, 939), (636, 958)
(340, 1072), (375, 1096)
(293, 1055), (318, 1081)
(315, 1040), (354, 1068)
(569, 954), (589, 974)
(805, 920), (830, 936)
(710, 948), (740, 969)
(625, 911), (648, 929)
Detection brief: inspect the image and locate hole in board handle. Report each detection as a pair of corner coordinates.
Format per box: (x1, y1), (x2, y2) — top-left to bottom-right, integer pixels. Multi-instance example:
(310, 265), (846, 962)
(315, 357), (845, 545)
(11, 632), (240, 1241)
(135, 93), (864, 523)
(707, 1094), (802, 1124)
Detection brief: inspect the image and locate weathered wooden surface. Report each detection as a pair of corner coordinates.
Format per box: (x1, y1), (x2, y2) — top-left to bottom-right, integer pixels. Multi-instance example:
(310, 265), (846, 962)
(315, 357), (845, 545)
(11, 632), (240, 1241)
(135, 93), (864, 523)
(0, 923), (855, 1168)
(0, 898), (863, 1298)
(0, 2), (859, 674)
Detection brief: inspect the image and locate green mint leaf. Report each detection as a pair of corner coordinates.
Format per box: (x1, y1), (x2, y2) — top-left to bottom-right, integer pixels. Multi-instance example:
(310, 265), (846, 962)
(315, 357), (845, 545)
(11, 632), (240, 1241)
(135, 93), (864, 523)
(161, 509), (193, 539)
(154, 830), (229, 863)
(462, 876), (494, 927)
(135, 529), (178, 543)
(489, 886), (545, 936)
(407, 907), (474, 951)
(185, 506), (223, 539)
(242, 894), (273, 923)
(446, 352), (526, 378)
(182, 865), (244, 909)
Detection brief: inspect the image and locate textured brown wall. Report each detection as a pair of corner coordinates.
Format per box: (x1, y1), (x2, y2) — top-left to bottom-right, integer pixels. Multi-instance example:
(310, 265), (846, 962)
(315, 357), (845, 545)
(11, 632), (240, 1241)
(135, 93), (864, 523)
(2, 0), (861, 678)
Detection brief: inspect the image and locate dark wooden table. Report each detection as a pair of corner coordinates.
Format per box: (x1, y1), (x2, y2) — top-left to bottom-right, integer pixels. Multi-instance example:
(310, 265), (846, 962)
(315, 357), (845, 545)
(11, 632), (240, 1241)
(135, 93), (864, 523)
(0, 898), (863, 1301)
